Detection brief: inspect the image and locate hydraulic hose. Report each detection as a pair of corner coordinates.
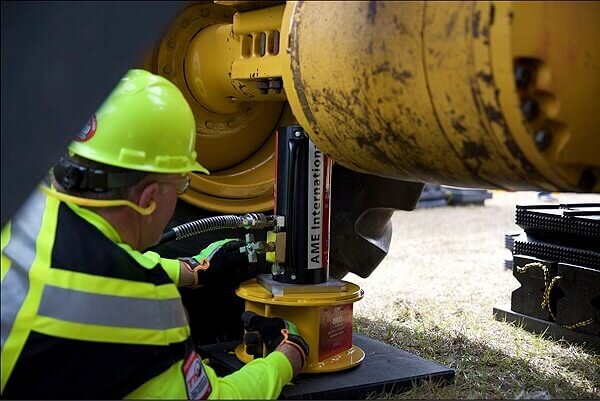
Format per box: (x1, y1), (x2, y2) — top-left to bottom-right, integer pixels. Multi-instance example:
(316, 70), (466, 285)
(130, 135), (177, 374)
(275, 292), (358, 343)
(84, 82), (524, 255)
(156, 213), (275, 247)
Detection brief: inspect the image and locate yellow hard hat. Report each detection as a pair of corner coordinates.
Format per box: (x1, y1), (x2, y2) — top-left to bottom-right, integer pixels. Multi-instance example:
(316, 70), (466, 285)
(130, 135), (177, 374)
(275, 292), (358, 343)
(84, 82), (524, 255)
(69, 69), (208, 174)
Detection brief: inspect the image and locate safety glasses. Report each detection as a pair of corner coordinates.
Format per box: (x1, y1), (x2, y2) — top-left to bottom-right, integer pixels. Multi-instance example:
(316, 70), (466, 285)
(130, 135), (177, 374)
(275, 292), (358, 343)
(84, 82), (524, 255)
(157, 174), (190, 195)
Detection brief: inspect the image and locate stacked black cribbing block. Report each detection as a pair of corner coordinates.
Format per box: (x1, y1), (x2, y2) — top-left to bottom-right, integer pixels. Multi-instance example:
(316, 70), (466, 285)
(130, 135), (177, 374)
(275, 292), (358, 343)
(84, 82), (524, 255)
(511, 255), (558, 321)
(416, 184), (493, 209)
(515, 203), (600, 241)
(445, 186), (493, 206)
(503, 232), (521, 269)
(556, 263), (600, 336)
(416, 184), (448, 208)
(494, 203), (600, 345)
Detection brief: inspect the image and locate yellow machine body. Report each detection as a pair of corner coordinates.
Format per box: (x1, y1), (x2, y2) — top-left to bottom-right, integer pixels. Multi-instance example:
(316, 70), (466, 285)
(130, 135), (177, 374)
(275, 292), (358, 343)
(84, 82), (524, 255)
(280, 1), (599, 192)
(235, 279), (365, 373)
(142, 1), (600, 213)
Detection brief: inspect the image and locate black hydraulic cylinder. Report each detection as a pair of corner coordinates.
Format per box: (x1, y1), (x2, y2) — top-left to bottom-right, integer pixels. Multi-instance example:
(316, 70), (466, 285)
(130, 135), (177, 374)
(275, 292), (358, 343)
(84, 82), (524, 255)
(274, 126), (332, 284)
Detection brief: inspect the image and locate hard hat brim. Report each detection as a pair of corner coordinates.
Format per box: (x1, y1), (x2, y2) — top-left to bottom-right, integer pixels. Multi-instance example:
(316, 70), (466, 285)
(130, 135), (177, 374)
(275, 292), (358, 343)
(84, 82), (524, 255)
(191, 161), (210, 175)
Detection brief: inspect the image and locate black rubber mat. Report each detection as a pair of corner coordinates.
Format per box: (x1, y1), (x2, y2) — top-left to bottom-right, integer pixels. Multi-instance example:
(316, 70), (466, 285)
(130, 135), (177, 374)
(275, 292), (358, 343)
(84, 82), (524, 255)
(197, 334), (455, 399)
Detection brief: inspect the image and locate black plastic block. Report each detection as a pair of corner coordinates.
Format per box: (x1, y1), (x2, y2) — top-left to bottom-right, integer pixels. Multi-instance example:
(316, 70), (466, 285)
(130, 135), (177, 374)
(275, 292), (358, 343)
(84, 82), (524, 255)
(515, 204), (600, 245)
(493, 305), (600, 350)
(445, 187), (492, 205)
(555, 263), (600, 336)
(511, 255), (558, 321)
(513, 232), (600, 269)
(505, 232), (521, 252)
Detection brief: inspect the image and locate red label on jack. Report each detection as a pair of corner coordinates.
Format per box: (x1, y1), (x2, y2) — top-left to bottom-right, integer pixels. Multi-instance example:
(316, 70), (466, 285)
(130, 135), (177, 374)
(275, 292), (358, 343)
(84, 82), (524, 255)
(318, 304), (353, 361)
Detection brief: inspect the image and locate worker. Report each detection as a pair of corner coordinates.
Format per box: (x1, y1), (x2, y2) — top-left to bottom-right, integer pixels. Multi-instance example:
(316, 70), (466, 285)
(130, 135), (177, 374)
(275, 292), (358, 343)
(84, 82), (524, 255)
(0, 69), (308, 399)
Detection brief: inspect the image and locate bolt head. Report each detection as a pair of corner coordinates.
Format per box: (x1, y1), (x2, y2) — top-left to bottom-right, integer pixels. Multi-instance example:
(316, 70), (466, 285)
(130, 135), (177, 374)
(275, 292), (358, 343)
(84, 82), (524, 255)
(268, 79), (282, 89)
(521, 98), (540, 121)
(514, 63), (532, 89)
(534, 129), (552, 151)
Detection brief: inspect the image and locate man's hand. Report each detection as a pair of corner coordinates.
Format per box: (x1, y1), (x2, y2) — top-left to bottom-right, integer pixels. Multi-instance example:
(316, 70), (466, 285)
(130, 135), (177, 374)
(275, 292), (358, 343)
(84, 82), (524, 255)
(179, 239), (254, 288)
(241, 311), (309, 376)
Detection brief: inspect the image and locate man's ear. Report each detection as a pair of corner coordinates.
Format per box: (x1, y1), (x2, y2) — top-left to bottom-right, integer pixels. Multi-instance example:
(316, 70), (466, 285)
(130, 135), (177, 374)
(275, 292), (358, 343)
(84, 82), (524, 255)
(137, 182), (160, 212)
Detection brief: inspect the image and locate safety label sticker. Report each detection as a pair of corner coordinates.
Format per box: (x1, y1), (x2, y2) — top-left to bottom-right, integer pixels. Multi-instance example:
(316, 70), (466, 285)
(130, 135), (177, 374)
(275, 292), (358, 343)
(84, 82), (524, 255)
(319, 304), (353, 361)
(75, 115), (97, 142)
(182, 351), (212, 400)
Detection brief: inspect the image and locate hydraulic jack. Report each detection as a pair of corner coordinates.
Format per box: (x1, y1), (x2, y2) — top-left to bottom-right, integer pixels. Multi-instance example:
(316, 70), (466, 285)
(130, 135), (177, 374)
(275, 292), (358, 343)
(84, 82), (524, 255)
(157, 126), (455, 397)
(235, 125), (365, 373)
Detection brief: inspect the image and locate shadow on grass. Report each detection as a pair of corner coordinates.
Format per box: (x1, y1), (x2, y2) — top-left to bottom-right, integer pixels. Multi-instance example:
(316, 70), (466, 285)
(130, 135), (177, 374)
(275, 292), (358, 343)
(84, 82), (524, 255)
(354, 314), (599, 400)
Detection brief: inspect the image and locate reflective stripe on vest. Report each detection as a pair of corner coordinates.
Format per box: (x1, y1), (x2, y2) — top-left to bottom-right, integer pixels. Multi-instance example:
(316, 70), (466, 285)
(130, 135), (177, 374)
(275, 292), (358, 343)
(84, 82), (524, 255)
(45, 267), (181, 301)
(37, 285), (188, 330)
(32, 268), (189, 345)
(1, 190), (46, 349)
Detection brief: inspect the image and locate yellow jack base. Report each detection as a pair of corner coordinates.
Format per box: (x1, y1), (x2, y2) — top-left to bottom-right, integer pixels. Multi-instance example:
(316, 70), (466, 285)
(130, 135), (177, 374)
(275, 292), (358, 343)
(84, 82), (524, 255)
(234, 343), (365, 373)
(235, 274), (365, 373)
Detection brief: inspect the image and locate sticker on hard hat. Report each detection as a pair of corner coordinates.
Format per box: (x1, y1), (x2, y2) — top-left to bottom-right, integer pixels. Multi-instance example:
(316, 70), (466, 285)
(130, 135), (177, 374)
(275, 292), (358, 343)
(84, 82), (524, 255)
(75, 115), (97, 142)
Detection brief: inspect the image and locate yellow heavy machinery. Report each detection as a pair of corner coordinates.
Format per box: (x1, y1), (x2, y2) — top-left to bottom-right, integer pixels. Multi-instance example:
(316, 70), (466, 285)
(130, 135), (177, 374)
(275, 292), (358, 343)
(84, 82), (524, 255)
(140, 0), (600, 382)
(142, 0), (599, 210)
(1, 0), (597, 397)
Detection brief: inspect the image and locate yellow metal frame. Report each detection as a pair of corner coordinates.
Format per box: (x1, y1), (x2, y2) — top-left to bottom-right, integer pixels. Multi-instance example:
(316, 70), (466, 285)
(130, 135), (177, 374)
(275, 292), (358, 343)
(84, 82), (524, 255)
(140, 3), (295, 212)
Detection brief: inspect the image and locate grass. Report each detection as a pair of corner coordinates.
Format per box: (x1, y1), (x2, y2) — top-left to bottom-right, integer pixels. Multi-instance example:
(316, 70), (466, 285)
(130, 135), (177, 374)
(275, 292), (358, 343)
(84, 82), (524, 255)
(344, 191), (600, 399)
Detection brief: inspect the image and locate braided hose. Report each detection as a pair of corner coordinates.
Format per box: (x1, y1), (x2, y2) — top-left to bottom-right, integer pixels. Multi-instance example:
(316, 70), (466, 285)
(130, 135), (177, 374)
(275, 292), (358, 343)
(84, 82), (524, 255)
(157, 215), (244, 246)
(155, 213), (276, 247)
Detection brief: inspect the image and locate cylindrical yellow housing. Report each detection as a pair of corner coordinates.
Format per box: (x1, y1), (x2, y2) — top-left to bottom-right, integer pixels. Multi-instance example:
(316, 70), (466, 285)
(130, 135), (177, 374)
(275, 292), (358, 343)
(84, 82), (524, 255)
(235, 279), (365, 373)
(280, 1), (600, 192)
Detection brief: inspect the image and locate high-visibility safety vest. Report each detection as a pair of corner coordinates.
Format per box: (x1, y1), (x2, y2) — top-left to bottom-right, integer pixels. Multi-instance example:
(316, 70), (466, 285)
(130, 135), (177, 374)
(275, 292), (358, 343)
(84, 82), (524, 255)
(1, 188), (292, 399)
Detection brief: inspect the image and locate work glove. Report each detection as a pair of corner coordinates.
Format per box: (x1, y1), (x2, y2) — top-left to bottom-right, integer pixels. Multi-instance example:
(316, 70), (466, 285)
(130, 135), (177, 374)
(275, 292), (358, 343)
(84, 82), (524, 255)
(180, 239), (254, 288)
(241, 311), (309, 369)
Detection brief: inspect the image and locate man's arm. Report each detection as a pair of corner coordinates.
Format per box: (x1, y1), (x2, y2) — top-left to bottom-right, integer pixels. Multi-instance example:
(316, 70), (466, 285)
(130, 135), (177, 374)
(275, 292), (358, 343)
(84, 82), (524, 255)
(125, 346), (301, 399)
